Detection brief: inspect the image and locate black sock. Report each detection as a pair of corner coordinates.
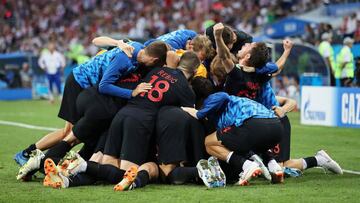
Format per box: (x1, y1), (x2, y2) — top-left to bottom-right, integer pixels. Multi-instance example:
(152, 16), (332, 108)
(134, 170), (150, 188)
(167, 167), (198, 184)
(86, 161), (125, 184)
(304, 156), (318, 169)
(229, 154), (246, 172)
(23, 144), (36, 157)
(68, 173), (96, 187)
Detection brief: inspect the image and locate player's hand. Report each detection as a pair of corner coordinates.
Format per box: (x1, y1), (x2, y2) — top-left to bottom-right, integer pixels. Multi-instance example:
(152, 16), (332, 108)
(117, 40), (134, 58)
(166, 51), (180, 68)
(213, 23), (224, 36)
(283, 39), (293, 52)
(181, 107), (198, 119)
(272, 106), (286, 118)
(132, 82), (152, 97)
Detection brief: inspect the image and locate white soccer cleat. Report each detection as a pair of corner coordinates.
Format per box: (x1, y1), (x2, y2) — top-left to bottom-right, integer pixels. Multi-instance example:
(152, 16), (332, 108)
(196, 159), (218, 188)
(207, 156), (226, 187)
(16, 149), (44, 180)
(315, 150), (343, 175)
(64, 151), (87, 176)
(250, 154), (272, 182)
(238, 161), (262, 186)
(268, 160), (284, 184)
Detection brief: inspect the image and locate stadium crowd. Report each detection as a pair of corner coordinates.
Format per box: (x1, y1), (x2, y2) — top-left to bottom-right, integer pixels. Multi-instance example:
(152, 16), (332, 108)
(1, 0), (325, 54)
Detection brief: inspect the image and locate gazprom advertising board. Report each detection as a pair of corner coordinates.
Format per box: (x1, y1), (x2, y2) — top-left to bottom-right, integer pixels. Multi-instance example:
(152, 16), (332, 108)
(301, 86), (360, 128)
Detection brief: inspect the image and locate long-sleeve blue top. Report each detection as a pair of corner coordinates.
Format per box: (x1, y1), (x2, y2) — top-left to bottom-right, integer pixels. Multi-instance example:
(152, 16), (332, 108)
(196, 92), (276, 129)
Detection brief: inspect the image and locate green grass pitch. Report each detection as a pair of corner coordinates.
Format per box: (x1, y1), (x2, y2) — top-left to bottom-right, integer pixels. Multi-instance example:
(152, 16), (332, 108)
(0, 100), (359, 202)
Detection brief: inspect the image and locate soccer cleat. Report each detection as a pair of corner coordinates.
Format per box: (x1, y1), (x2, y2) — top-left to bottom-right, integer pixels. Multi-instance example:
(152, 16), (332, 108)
(238, 161), (262, 186)
(250, 154), (272, 182)
(13, 151), (29, 166)
(284, 167), (303, 178)
(207, 156), (226, 187)
(114, 166), (138, 191)
(196, 159), (219, 188)
(16, 149), (44, 180)
(43, 158), (68, 189)
(63, 151), (86, 176)
(315, 150), (343, 175)
(268, 161), (284, 184)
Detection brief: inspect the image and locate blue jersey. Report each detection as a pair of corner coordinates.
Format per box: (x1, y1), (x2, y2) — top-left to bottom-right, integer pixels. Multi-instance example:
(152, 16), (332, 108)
(196, 92), (276, 129)
(255, 82), (279, 109)
(256, 62), (278, 75)
(144, 29), (197, 50)
(72, 41), (144, 98)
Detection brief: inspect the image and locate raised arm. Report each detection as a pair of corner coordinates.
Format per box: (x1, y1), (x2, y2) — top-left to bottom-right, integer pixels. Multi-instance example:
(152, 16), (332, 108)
(272, 39), (293, 77)
(272, 96), (297, 118)
(213, 23), (234, 73)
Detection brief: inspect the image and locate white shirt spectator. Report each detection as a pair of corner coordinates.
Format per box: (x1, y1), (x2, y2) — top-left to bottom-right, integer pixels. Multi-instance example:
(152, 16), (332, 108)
(38, 50), (65, 75)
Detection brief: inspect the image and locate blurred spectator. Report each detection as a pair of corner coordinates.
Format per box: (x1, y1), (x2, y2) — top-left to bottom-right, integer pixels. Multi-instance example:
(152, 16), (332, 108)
(20, 63), (33, 88)
(318, 32), (336, 86)
(38, 42), (66, 102)
(336, 37), (355, 87)
(0, 0), (324, 55)
(344, 13), (357, 38)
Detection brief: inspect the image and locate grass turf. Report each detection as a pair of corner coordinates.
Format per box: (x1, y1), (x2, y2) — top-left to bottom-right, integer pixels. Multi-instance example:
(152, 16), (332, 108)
(0, 100), (359, 202)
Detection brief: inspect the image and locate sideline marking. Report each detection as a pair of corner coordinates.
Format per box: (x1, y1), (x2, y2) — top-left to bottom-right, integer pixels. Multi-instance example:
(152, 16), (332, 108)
(0, 120), (58, 131)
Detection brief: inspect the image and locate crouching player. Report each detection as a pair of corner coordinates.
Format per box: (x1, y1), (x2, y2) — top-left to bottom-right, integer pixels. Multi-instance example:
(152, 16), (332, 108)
(42, 51), (200, 190)
(182, 92), (284, 186)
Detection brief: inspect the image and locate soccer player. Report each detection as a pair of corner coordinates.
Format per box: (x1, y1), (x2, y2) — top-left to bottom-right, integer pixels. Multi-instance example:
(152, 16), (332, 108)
(182, 92), (284, 186)
(42, 51), (200, 189)
(16, 41), (169, 180)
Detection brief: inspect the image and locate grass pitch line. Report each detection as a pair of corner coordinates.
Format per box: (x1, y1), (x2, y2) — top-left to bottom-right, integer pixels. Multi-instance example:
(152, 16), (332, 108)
(0, 120), (58, 131)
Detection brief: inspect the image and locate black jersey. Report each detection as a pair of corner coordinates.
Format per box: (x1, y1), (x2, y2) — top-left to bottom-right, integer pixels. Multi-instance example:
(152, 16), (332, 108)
(128, 67), (195, 109)
(224, 65), (271, 100)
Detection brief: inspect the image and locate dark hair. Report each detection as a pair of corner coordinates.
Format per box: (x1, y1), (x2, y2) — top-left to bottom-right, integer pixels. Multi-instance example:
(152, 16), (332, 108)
(178, 51), (201, 74)
(144, 41), (169, 67)
(205, 24), (235, 49)
(191, 77), (214, 108)
(248, 42), (269, 69)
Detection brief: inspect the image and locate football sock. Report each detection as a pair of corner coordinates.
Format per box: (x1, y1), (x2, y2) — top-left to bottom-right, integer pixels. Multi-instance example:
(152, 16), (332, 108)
(228, 154), (246, 172)
(226, 151), (234, 163)
(78, 145), (95, 161)
(303, 157), (317, 169)
(86, 161), (125, 184)
(167, 167), (198, 184)
(68, 173), (96, 187)
(267, 159), (279, 172)
(133, 170), (150, 188)
(23, 144), (36, 158)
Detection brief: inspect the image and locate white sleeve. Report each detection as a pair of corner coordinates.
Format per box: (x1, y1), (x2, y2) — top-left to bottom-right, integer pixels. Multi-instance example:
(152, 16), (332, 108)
(343, 51), (352, 63)
(322, 48), (331, 58)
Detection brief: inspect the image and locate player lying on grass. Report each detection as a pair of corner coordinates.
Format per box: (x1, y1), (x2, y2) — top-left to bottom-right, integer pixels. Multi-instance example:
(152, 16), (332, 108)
(42, 51), (200, 189)
(16, 41), (169, 180)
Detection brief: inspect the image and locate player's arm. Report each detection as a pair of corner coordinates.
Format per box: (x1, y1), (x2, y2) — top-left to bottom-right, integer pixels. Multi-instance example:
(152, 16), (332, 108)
(213, 23), (234, 73)
(272, 39), (293, 77)
(272, 96), (297, 118)
(38, 54), (46, 70)
(182, 92), (230, 119)
(98, 53), (151, 98)
(92, 36), (121, 47)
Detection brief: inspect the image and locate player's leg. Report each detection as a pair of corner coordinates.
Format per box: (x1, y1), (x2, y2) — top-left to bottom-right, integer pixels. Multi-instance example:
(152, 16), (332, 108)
(47, 73), (55, 102)
(114, 162), (159, 191)
(283, 150), (343, 174)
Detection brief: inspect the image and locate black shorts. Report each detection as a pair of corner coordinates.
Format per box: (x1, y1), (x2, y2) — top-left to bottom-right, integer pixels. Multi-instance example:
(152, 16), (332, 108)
(216, 118), (283, 155)
(272, 115), (291, 162)
(156, 106), (206, 165)
(103, 107), (156, 165)
(72, 86), (126, 146)
(58, 72), (83, 124)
